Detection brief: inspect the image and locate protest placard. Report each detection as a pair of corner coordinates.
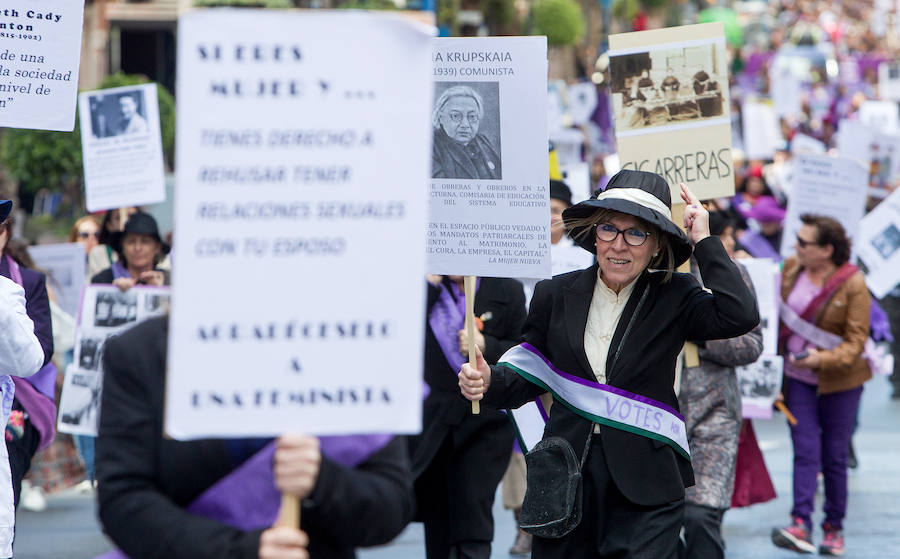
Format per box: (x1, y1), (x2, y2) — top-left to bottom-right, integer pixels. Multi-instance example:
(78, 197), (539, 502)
(739, 258), (778, 354)
(879, 61), (900, 102)
(567, 81), (598, 126)
(769, 64), (803, 117)
(859, 100), (900, 134)
(165, 11), (432, 439)
(27, 242), (85, 317)
(428, 36), (550, 279)
(0, 0), (84, 131)
(780, 154), (868, 258)
(857, 188), (900, 297)
(79, 83), (167, 212)
(838, 120), (900, 196)
(791, 133), (826, 155)
(608, 23), (735, 201)
(58, 284), (170, 436)
(736, 356), (784, 419)
(742, 101), (781, 160)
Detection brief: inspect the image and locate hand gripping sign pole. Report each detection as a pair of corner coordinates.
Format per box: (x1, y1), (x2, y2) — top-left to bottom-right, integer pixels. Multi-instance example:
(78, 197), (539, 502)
(278, 494), (300, 530)
(465, 275), (480, 415)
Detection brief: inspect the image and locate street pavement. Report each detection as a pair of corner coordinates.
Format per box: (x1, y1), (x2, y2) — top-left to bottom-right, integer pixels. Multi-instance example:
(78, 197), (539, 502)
(13, 375), (900, 558)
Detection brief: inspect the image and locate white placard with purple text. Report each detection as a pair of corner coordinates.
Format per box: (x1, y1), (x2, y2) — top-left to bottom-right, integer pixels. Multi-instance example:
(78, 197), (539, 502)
(166, 10), (433, 439)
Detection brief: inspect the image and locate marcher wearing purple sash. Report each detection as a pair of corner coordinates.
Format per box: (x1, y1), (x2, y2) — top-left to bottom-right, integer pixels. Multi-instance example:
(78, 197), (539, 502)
(0, 211), (55, 515)
(460, 171), (759, 558)
(96, 316), (414, 559)
(410, 274), (525, 559)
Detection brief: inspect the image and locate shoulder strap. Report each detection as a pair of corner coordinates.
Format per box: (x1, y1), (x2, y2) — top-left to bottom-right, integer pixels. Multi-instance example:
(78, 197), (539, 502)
(798, 263), (858, 321)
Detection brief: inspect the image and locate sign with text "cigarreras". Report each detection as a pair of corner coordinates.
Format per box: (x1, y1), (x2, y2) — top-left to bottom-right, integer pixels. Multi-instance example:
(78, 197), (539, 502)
(0, 0), (84, 131)
(166, 10), (433, 439)
(609, 23), (735, 201)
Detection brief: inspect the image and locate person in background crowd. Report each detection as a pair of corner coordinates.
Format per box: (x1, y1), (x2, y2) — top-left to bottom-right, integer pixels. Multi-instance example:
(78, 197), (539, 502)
(69, 216), (101, 258)
(92, 212), (169, 288)
(772, 215), (871, 556)
(678, 211), (764, 559)
(411, 274), (525, 559)
(0, 203), (55, 541)
(0, 199), (44, 559)
(460, 171), (758, 558)
(87, 207), (140, 280)
(97, 316), (414, 559)
(880, 287), (900, 400)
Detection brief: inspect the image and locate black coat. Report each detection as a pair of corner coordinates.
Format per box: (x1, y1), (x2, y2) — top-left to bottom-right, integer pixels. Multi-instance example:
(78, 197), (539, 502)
(408, 277), (525, 543)
(96, 317), (414, 559)
(483, 237), (759, 506)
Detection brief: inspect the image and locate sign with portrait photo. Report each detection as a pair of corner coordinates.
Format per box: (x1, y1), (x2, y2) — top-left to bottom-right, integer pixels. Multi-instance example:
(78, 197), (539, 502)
(736, 355), (784, 420)
(608, 23), (734, 201)
(167, 11), (432, 439)
(0, 0), (85, 131)
(428, 36), (551, 279)
(79, 83), (167, 212)
(780, 154), (868, 258)
(857, 188), (900, 297)
(58, 284), (170, 436)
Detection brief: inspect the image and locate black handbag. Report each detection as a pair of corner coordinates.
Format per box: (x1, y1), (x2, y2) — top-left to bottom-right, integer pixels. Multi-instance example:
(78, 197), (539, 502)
(518, 424), (593, 538)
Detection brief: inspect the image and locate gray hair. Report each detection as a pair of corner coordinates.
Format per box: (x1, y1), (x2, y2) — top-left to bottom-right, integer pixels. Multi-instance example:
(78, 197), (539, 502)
(432, 85), (484, 129)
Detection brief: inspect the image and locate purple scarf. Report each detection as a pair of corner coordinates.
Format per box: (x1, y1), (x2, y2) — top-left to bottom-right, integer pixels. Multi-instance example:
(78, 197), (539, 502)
(96, 434), (394, 559)
(111, 261), (130, 280)
(427, 279), (479, 372)
(5, 255), (58, 447)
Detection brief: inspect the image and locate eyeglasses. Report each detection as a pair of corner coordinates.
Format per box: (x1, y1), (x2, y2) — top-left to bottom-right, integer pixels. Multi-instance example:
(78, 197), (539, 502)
(796, 235), (819, 248)
(445, 111), (479, 125)
(78, 231), (100, 240)
(596, 223), (652, 247)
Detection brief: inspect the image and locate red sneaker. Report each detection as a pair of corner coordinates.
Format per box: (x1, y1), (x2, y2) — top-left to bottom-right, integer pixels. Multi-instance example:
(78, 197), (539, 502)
(819, 525), (845, 556)
(771, 516), (816, 554)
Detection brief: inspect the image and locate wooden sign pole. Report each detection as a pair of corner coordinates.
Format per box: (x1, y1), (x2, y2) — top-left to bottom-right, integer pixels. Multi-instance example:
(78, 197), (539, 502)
(278, 493), (300, 528)
(672, 203), (700, 368)
(464, 275), (480, 415)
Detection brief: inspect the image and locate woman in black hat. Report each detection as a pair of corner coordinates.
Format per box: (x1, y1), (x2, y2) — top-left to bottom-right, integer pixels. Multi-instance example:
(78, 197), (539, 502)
(92, 212), (170, 288)
(459, 170), (759, 558)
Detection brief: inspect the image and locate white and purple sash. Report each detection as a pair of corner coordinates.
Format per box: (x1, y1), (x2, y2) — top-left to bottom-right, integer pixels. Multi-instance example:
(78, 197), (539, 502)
(498, 343), (691, 459)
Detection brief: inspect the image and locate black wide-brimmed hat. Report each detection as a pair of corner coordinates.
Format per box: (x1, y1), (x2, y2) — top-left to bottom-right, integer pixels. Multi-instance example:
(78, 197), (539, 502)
(0, 200), (12, 223)
(562, 169), (692, 267)
(110, 212), (170, 255)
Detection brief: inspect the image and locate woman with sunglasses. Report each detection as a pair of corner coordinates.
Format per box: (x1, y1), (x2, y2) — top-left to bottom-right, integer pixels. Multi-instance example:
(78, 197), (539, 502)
(771, 214), (870, 557)
(459, 170), (759, 558)
(69, 216), (102, 259)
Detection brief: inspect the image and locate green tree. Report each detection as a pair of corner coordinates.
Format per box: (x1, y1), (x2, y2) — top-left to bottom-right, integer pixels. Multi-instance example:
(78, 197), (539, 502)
(532, 0), (585, 46)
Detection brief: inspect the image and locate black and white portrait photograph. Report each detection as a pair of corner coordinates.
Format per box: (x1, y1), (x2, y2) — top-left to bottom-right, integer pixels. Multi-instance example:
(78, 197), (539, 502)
(871, 223), (900, 259)
(737, 357), (783, 400)
(77, 336), (105, 372)
(58, 367), (103, 435)
(144, 293), (171, 317)
(609, 41), (728, 133)
(94, 290), (138, 328)
(432, 81), (502, 180)
(87, 88), (150, 139)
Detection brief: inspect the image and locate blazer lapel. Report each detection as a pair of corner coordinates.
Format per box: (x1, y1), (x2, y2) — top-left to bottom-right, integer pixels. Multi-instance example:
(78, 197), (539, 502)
(563, 264), (599, 379)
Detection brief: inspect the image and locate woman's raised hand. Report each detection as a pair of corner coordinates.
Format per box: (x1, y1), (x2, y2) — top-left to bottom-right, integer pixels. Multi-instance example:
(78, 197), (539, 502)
(680, 182), (710, 245)
(458, 345), (491, 401)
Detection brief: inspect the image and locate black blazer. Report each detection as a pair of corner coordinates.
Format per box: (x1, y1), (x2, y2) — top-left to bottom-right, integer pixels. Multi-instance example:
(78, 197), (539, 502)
(97, 317), (414, 559)
(483, 237), (759, 506)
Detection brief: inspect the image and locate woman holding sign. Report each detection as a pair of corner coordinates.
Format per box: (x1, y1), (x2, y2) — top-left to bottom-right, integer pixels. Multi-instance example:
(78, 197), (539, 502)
(459, 170), (759, 558)
(91, 212), (169, 288)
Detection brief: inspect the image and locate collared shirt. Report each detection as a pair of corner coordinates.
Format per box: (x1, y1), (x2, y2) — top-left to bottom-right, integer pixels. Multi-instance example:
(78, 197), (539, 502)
(584, 270), (638, 385)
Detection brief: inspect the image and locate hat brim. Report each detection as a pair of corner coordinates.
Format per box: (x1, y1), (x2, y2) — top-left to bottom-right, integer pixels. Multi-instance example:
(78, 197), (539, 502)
(0, 200), (11, 223)
(110, 231), (171, 257)
(563, 198), (693, 267)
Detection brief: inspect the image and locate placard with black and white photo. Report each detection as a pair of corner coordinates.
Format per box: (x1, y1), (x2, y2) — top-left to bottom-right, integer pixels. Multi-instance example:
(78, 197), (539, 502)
(609, 23), (734, 201)
(429, 36), (550, 279)
(736, 355), (784, 419)
(59, 284), (170, 436)
(857, 188), (900, 297)
(79, 83), (166, 213)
